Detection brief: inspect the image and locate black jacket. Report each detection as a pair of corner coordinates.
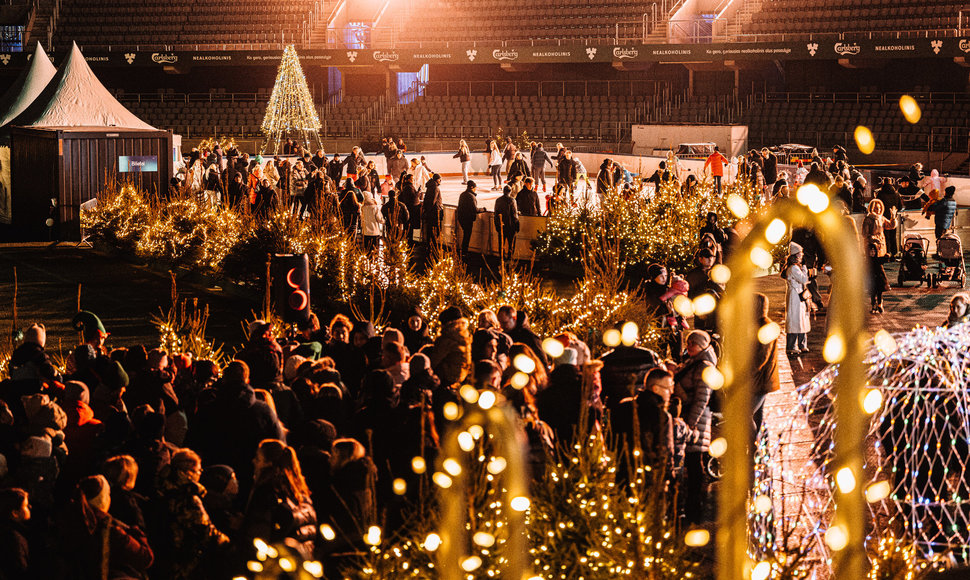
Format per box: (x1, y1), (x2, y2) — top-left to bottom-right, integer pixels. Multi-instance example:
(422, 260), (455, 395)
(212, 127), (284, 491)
(517, 186), (542, 217)
(398, 182), (421, 229)
(381, 199), (410, 233)
(326, 159), (343, 184)
(456, 188), (482, 228)
(762, 152), (778, 183)
(557, 157), (577, 182)
(493, 193), (519, 236)
(422, 180), (443, 224)
(508, 158), (531, 181)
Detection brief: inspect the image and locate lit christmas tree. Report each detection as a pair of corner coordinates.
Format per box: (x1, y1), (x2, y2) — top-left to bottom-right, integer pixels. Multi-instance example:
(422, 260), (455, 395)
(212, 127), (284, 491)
(261, 45), (322, 154)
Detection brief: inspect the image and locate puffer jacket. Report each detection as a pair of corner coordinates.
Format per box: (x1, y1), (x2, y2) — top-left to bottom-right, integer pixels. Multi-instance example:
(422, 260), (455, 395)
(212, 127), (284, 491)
(674, 345), (716, 452)
(151, 477), (229, 580)
(933, 198), (957, 231)
(243, 482), (318, 561)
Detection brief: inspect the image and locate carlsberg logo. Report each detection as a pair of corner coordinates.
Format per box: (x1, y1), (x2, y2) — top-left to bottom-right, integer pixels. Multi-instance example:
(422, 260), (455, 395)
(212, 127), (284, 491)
(613, 47), (638, 59)
(960, 39), (970, 53)
(492, 49), (519, 61)
(373, 51), (399, 62)
(833, 42), (861, 56)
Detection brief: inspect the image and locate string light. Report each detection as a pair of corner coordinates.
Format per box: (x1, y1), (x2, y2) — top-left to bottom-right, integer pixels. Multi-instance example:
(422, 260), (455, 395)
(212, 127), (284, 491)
(854, 125), (875, 154)
(899, 95), (921, 124)
(758, 323), (970, 576)
(261, 45), (321, 153)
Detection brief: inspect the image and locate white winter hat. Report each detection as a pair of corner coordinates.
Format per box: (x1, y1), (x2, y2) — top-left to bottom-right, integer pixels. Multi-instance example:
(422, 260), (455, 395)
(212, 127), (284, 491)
(789, 241), (803, 255)
(24, 323), (46, 347)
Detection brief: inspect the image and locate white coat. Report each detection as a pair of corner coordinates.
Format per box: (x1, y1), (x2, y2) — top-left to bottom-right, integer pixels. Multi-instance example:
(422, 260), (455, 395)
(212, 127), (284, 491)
(785, 264), (811, 334)
(360, 197), (385, 236)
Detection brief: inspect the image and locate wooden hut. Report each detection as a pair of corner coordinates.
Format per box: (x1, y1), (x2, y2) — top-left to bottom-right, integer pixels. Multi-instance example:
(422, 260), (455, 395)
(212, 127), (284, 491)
(6, 42), (171, 241)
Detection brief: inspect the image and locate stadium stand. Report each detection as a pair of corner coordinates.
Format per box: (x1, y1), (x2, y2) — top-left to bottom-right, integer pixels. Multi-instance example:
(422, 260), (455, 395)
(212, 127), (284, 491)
(742, 0), (966, 38)
(384, 0), (664, 45)
(116, 92), (385, 139)
(652, 91), (970, 154)
(54, 0), (316, 50)
(114, 89), (651, 143)
(382, 94), (650, 142)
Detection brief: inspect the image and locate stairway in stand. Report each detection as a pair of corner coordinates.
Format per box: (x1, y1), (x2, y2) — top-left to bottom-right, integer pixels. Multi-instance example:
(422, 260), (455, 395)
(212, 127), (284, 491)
(25, 0), (56, 49)
(722, 0), (763, 40)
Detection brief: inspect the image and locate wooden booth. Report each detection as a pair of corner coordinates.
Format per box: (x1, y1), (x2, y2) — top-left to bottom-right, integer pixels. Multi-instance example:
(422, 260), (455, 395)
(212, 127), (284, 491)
(9, 126), (172, 241)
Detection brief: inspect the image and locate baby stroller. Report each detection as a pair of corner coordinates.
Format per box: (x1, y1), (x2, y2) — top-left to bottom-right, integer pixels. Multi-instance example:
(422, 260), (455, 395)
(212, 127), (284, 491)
(898, 233), (931, 287)
(932, 231), (966, 288)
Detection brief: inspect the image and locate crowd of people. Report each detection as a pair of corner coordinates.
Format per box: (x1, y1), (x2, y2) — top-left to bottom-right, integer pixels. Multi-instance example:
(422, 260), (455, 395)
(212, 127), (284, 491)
(173, 136), (960, 270)
(0, 233), (783, 578)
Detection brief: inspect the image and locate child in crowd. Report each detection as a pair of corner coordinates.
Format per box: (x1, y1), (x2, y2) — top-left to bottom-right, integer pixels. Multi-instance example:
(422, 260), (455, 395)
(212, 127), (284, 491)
(669, 397), (689, 479)
(867, 241), (890, 314)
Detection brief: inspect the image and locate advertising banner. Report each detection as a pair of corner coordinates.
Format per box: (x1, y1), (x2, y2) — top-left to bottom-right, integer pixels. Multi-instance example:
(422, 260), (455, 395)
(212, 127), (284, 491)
(1, 38), (968, 68)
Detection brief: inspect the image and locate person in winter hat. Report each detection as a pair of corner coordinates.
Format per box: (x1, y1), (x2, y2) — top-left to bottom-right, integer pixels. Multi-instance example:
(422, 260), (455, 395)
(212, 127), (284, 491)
(72, 311), (108, 354)
(10, 323), (59, 384)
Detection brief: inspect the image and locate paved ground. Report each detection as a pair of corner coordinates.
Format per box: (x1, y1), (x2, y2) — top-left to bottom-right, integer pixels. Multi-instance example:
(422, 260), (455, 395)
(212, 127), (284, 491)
(0, 244), (258, 356)
(753, 258), (962, 574)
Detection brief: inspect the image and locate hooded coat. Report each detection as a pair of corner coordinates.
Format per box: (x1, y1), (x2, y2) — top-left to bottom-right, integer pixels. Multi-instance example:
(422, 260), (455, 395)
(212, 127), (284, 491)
(784, 263), (811, 334)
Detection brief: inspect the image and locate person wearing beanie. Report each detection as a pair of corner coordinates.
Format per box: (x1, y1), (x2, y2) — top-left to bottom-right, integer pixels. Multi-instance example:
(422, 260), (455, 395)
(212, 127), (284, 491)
(643, 263), (670, 320)
(200, 464), (242, 535)
(455, 180), (486, 259)
(381, 186), (410, 241)
(61, 380), (104, 487)
(60, 474), (153, 579)
(685, 248), (722, 332)
(10, 323), (59, 384)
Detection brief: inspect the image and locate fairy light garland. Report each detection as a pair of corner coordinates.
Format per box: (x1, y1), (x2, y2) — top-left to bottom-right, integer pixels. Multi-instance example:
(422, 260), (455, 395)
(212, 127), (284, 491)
(261, 45), (322, 154)
(718, 194), (867, 580)
(534, 179), (768, 272)
(759, 323), (970, 576)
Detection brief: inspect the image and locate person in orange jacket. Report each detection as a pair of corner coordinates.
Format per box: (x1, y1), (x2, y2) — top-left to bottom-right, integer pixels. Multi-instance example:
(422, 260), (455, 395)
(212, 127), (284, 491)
(703, 146), (729, 193)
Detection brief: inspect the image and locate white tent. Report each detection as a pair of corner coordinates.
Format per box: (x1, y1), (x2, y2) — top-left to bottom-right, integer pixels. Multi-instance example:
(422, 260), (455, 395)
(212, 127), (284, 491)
(10, 42), (155, 130)
(0, 42), (57, 129)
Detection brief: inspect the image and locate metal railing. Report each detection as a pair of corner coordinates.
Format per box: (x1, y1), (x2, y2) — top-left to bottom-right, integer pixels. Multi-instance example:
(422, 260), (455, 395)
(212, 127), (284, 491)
(116, 92), (271, 104)
(378, 122), (631, 143)
(754, 91), (970, 105)
(668, 17), (963, 43)
(420, 79), (670, 98)
(747, 128), (970, 155)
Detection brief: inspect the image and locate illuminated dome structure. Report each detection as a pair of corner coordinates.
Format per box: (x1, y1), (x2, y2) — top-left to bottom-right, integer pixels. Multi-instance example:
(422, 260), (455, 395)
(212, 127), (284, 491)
(756, 323), (970, 572)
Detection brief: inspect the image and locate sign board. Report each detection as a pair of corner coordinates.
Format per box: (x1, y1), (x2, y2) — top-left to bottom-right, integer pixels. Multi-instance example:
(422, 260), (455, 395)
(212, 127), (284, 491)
(119, 155), (158, 172)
